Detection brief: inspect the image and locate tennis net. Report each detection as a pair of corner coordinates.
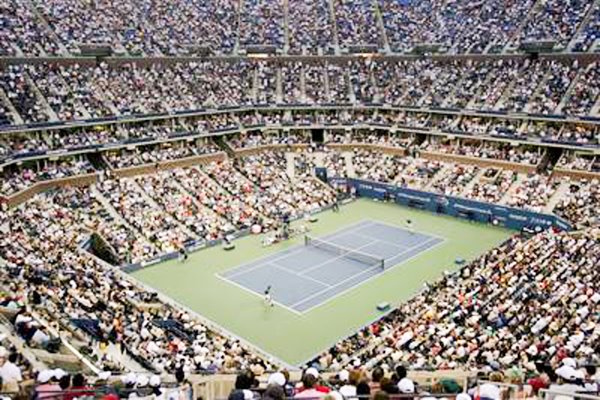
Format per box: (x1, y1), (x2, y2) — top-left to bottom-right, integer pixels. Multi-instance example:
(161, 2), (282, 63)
(304, 235), (385, 270)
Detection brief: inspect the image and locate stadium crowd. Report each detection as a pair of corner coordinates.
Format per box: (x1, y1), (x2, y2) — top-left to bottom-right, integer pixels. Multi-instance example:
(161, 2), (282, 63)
(3, 129), (599, 232)
(0, 188), (277, 377)
(229, 357), (600, 400)
(0, 112), (596, 170)
(0, 59), (599, 129)
(0, 129), (598, 398)
(0, 157), (95, 196)
(0, 2), (599, 397)
(311, 228), (600, 373)
(2, 0), (598, 56)
(104, 141), (219, 169)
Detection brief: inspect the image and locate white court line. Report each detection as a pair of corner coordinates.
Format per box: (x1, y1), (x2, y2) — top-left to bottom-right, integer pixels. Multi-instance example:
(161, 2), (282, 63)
(290, 235), (440, 310)
(385, 236), (443, 266)
(295, 238), (380, 277)
(269, 263), (334, 288)
(290, 263), (381, 310)
(214, 272), (304, 316)
(318, 219), (373, 241)
(298, 235), (447, 315)
(221, 218), (443, 315)
(222, 219), (373, 280)
(223, 246), (306, 279)
(369, 218), (447, 241)
(218, 220), (378, 315)
(342, 229), (408, 250)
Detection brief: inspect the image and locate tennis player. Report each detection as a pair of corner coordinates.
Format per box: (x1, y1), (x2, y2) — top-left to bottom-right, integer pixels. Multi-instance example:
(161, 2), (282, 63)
(178, 247), (188, 262)
(264, 286), (274, 307)
(405, 219), (414, 234)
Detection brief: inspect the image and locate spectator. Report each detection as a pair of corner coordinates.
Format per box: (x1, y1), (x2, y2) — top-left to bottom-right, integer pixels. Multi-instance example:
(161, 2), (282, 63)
(295, 372), (326, 398)
(356, 381), (371, 397)
(370, 367), (385, 392)
(229, 370), (259, 400)
(263, 384), (286, 400)
(338, 370), (358, 398)
(65, 373), (93, 400)
(36, 370), (62, 399)
(397, 378), (415, 395)
(0, 351), (22, 392)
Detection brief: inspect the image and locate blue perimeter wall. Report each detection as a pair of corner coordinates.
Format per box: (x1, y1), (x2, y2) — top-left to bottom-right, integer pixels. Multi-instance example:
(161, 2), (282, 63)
(116, 177), (571, 273)
(329, 177), (572, 232)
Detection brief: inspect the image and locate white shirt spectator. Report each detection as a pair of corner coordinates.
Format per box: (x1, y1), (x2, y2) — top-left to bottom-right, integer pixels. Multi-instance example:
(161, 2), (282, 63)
(0, 360), (23, 384)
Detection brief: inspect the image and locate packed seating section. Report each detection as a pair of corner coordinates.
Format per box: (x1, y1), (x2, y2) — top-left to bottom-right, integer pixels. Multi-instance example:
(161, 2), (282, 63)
(0, 59), (599, 130)
(0, 124), (598, 399)
(1, 2), (600, 394)
(2, 0), (598, 56)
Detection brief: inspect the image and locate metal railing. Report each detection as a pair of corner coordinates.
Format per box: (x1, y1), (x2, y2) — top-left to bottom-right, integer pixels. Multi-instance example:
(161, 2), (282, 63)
(540, 389), (600, 400)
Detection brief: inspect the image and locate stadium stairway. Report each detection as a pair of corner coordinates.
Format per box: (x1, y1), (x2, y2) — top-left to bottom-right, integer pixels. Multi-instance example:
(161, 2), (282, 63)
(102, 341), (150, 373)
(285, 152), (295, 179)
(212, 136), (237, 158)
(424, 163), (455, 191)
(0, 315), (47, 372)
(347, 68), (357, 103)
(323, 66), (332, 101)
(544, 181), (572, 213)
(52, 72), (93, 119)
(23, 0), (70, 56)
(131, 177), (201, 241)
(499, 173), (526, 204)
(373, 0), (391, 53)
(493, 72), (520, 111)
(556, 66), (586, 114)
(251, 67), (259, 103)
(524, 68), (556, 113)
(89, 185), (133, 227)
(371, 74), (384, 103)
(442, 74), (473, 109)
(361, 156), (386, 181)
(24, 72), (58, 122)
(465, 75), (500, 109)
(170, 174), (232, 227)
(201, 165), (274, 224)
(327, 0), (341, 54)
(312, 152), (326, 168)
(310, 175), (337, 195)
(232, 158), (264, 190)
(276, 66), (284, 103)
(567, 0), (600, 51)
(102, 96), (122, 117)
(462, 168), (489, 195)
(345, 152), (356, 177)
(282, 0), (290, 53)
(591, 93), (600, 116)
(299, 64), (308, 101)
(0, 87), (24, 125)
(503, 1), (543, 53)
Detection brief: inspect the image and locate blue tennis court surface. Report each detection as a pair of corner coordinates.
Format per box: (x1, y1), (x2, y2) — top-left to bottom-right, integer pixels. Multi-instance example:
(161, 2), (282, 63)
(218, 220), (444, 313)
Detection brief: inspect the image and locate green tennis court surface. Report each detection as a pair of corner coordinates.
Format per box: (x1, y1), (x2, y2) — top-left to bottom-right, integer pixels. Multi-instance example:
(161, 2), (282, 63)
(131, 199), (513, 367)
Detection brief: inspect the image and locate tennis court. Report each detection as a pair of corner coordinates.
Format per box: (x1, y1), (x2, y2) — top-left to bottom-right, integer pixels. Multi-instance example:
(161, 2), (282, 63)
(218, 219), (445, 313)
(134, 199), (513, 365)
